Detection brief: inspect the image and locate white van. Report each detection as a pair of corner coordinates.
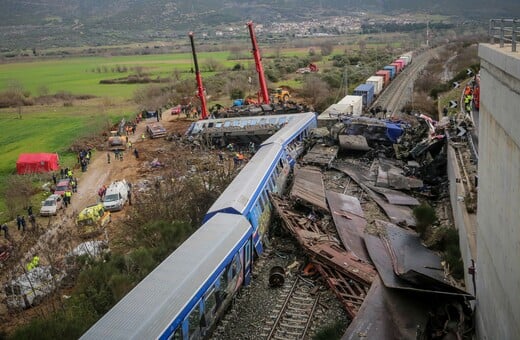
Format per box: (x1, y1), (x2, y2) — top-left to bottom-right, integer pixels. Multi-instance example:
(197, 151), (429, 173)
(102, 180), (129, 211)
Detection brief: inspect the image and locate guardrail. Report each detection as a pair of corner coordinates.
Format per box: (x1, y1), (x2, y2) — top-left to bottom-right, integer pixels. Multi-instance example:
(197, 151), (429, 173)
(489, 18), (520, 52)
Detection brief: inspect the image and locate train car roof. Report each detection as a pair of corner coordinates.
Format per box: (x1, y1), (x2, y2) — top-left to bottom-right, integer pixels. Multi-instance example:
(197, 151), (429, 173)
(187, 113), (300, 135)
(204, 143), (282, 221)
(261, 112), (317, 147)
(81, 214), (251, 340)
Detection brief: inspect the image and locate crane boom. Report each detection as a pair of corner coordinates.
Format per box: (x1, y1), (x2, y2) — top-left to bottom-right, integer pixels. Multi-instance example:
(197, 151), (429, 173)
(189, 32), (208, 120)
(247, 21), (270, 105)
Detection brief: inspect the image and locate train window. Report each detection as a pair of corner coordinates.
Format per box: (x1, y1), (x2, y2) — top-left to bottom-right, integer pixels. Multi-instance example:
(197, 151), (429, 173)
(223, 121), (231, 127)
(269, 117), (277, 124)
(262, 191), (268, 206)
(188, 303), (201, 338)
(219, 266), (229, 288)
(230, 253), (240, 278)
(278, 117), (287, 124)
(204, 288), (217, 317)
(245, 240), (251, 267)
(259, 192), (266, 209)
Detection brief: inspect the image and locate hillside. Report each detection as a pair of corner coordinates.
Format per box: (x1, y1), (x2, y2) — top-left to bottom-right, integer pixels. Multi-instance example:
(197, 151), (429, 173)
(0, 0), (518, 49)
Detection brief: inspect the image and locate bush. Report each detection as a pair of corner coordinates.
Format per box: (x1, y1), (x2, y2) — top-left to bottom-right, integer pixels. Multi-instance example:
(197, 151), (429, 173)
(230, 88), (244, 100)
(313, 319), (345, 340)
(413, 203), (437, 237)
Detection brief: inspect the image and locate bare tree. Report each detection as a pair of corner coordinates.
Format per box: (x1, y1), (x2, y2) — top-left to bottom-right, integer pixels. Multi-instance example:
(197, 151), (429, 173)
(203, 58), (223, 72)
(320, 42), (334, 56)
(300, 74), (331, 109)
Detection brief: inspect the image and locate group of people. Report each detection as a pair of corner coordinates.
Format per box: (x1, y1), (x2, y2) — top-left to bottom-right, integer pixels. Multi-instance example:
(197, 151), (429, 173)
(13, 206), (37, 234)
(77, 149), (92, 172)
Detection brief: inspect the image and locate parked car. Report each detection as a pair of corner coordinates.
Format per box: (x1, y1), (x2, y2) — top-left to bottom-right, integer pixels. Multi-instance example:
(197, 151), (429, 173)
(54, 179), (71, 196)
(76, 203), (111, 239)
(102, 180), (129, 211)
(40, 194), (63, 216)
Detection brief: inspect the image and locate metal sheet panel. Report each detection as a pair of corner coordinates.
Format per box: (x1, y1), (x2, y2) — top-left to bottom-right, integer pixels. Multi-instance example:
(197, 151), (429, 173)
(364, 223), (473, 298)
(366, 183), (420, 206)
(342, 277), (431, 340)
(302, 144), (339, 167)
(81, 214), (252, 340)
(290, 166), (328, 211)
(380, 220), (471, 296)
(326, 190), (370, 263)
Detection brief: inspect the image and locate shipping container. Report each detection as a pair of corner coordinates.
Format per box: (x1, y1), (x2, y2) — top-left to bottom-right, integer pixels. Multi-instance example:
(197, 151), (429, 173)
(353, 83), (375, 108)
(384, 65), (396, 79)
(318, 102), (362, 128)
(337, 95), (363, 116)
(390, 62), (402, 73)
(398, 56), (410, 66)
(366, 76), (384, 95)
(376, 70), (391, 87)
(394, 59), (405, 71)
(400, 52), (413, 64)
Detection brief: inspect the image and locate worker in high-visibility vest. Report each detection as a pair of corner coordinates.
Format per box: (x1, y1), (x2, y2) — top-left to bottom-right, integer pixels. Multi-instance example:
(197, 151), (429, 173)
(64, 190), (72, 207)
(27, 255), (40, 271)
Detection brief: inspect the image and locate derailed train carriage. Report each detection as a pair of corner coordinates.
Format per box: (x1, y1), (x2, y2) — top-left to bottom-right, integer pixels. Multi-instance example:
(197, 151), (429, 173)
(81, 112), (318, 340)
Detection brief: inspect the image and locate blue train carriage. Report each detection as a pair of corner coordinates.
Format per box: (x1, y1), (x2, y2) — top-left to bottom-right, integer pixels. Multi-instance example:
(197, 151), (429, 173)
(81, 214), (253, 340)
(261, 112), (318, 166)
(203, 112), (317, 255)
(185, 113), (298, 136)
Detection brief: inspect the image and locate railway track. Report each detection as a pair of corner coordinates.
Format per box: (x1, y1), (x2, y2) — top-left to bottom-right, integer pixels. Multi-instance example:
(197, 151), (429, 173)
(262, 276), (320, 340)
(372, 48), (438, 114)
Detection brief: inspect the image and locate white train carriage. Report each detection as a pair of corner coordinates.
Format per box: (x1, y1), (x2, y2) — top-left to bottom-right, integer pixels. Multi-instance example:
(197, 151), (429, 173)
(81, 214), (253, 340)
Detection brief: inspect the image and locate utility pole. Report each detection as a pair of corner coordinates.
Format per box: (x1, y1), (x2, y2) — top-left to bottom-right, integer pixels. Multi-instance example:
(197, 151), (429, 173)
(343, 68), (348, 96)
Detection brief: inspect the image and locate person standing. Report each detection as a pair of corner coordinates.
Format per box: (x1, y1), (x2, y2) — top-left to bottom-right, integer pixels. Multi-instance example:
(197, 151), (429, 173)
(134, 148), (139, 159)
(16, 215), (22, 231)
(52, 173), (57, 185)
(1, 224), (9, 239)
(20, 216), (26, 231)
(107, 152), (111, 164)
(27, 206), (32, 217)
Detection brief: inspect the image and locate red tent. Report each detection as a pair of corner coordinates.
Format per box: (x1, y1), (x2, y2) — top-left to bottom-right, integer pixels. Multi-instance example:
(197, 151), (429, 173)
(16, 153), (59, 175)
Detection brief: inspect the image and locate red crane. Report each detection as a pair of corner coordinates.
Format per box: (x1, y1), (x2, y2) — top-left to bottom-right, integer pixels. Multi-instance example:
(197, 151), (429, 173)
(188, 32), (208, 120)
(247, 21), (270, 105)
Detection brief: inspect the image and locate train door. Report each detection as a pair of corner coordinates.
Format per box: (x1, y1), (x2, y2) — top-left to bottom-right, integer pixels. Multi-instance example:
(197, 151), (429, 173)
(244, 238), (253, 285)
(185, 300), (204, 340)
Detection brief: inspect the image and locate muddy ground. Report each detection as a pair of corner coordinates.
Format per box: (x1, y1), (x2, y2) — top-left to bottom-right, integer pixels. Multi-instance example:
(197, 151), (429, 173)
(0, 111), (199, 334)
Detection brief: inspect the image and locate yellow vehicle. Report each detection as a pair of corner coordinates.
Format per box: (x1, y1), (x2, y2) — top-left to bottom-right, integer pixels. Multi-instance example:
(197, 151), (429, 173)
(76, 203), (111, 239)
(108, 131), (128, 151)
(274, 88), (290, 102)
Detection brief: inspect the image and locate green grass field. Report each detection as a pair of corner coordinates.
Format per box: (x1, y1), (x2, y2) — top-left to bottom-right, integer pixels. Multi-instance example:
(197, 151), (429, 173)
(0, 51), (252, 99)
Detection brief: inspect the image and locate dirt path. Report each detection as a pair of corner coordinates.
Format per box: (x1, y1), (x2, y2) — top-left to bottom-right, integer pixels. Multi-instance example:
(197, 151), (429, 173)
(0, 111), (193, 333)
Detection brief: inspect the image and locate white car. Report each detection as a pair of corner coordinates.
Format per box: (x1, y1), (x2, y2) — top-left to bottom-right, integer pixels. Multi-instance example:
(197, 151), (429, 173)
(40, 194), (63, 216)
